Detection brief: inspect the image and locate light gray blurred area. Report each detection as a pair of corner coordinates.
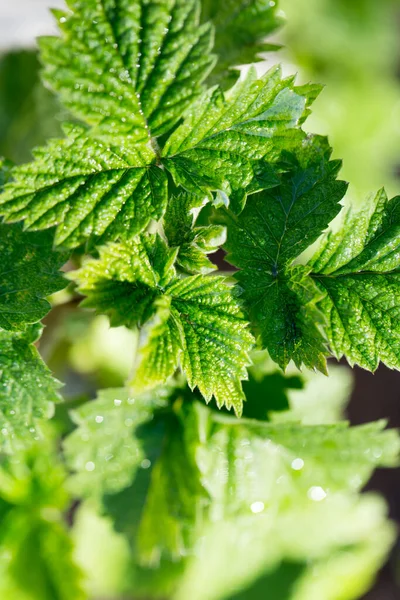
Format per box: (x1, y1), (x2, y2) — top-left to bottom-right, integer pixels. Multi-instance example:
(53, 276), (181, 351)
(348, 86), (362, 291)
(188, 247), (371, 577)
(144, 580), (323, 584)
(0, 0), (64, 49)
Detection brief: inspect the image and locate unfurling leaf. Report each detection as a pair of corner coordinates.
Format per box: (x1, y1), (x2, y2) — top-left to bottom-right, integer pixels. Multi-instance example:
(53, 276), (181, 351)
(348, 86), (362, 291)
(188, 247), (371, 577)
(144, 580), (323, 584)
(164, 191), (226, 274)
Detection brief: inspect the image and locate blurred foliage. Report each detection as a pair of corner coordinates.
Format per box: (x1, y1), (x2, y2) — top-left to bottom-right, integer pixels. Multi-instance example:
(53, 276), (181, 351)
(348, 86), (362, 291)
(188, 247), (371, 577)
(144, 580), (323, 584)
(281, 0), (400, 202)
(0, 50), (62, 163)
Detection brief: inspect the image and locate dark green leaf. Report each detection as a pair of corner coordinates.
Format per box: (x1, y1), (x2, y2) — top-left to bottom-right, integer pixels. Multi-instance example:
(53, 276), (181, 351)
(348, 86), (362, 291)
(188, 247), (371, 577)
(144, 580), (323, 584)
(0, 222), (67, 331)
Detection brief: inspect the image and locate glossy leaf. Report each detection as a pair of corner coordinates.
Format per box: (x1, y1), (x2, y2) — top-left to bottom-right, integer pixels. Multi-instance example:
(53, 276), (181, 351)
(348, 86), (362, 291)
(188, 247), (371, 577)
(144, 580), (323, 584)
(72, 235), (254, 414)
(0, 125), (167, 248)
(41, 0), (215, 140)
(0, 326), (61, 452)
(310, 189), (400, 370)
(221, 139), (346, 370)
(163, 67), (321, 211)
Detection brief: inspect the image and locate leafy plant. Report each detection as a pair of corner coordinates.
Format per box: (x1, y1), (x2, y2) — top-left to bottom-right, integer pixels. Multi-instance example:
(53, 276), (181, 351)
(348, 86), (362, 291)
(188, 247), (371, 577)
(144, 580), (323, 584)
(0, 1), (399, 599)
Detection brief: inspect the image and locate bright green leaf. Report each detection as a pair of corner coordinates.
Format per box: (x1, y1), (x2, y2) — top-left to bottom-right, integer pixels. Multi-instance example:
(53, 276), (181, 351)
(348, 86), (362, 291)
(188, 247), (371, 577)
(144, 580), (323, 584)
(0, 445), (85, 600)
(72, 235), (254, 414)
(0, 326), (62, 452)
(176, 494), (394, 600)
(40, 0), (215, 140)
(310, 189), (400, 370)
(163, 67), (321, 212)
(0, 125), (167, 248)
(94, 399), (399, 579)
(64, 387), (168, 497)
(164, 191), (226, 274)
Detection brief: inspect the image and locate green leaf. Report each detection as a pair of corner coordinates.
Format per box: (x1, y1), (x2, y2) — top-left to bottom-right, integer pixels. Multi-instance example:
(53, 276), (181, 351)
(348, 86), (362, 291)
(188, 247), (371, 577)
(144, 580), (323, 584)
(176, 494), (394, 600)
(40, 0), (215, 140)
(64, 387), (168, 497)
(0, 0), (218, 248)
(0, 124), (167, 248)
(164, 191), (226, 274)
(309, 189), (400, 370)
(0, 445), (85, 600)
(0, 222), (67, 331)
(0, 326), (61, 452)
(0, 8), (320, 247)
(0, 157), (13, 188)
(163, 67), (321, 212)
(201, 0), (284, 89)
(87, 398), (398, 582)
(132, 296), (184, 392)
(72, 235), (254, 414)
(221, 139), (346, 370)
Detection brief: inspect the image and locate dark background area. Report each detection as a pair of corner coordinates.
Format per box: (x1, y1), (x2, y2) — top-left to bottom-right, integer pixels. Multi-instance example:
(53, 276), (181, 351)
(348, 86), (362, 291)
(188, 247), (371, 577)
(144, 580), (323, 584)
(350, 367), (400, 599)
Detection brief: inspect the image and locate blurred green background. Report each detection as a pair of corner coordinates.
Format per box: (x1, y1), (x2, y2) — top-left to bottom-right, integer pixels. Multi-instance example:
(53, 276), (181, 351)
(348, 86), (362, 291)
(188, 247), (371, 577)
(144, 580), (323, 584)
(281, 0), (400, 203)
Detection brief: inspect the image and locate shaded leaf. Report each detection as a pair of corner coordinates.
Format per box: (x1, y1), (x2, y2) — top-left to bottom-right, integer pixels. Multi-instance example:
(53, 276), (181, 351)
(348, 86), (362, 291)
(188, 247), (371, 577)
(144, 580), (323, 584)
(0, 222), (67, 331)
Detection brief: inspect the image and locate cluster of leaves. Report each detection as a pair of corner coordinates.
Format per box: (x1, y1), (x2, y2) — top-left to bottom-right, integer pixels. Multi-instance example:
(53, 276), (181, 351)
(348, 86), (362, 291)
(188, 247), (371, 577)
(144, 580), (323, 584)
(0, 0), (399, 599)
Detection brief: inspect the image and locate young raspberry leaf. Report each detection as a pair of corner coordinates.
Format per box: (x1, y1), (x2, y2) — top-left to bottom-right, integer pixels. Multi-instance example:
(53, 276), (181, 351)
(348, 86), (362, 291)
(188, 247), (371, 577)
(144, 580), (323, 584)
(40, 0), (216, 140)
(202, 0), (284, 88)
(72, 235), (254, 415)
(0, 223), (67, 331)
(164, 191), (226, 274)
(221, 139), (347, 370)
(0, 0), (214, 248)
(0, 6), (319, 248)
(0, 326), (62, 453)
(132, 296), (184, 392)
(309, 189), (400, 370)
(176, 496), (393, 600)
(0, 125), (167, 248)
(163, 66), (321, 212)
